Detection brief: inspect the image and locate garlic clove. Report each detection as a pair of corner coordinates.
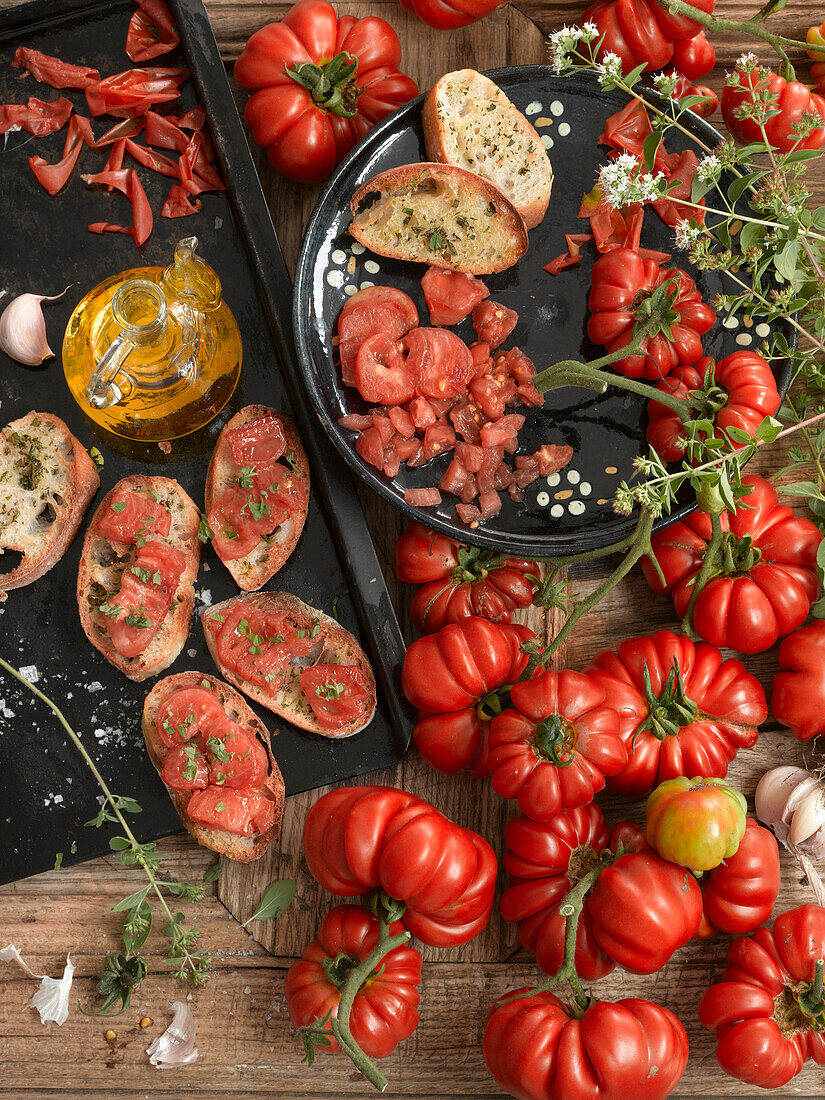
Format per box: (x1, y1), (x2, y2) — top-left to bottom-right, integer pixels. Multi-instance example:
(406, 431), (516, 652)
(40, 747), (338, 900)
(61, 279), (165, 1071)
(783, 777), (822, 826)
(146, 1001), (198, 1068)
(755, 765), (809, 829)
(789, 785), (825, 848)
(0, 288), (70, 367)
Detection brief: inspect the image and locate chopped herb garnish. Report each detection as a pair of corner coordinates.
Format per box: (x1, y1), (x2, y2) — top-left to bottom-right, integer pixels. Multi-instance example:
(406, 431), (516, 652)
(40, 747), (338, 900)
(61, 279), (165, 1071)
(98, 601), (121, 619)
(197, 514), (214, 543)
(284, 451), (299, 472)
(246, 496), (270, 521)
(206, 736), (231, 764)
(316, 679), (345, 700)
(236, 466), (256, 489)
(124, 607), (151, 629)
(214, 802), (227, 813)
(111, 501), (127, 514)
(89, 447), (104, 468)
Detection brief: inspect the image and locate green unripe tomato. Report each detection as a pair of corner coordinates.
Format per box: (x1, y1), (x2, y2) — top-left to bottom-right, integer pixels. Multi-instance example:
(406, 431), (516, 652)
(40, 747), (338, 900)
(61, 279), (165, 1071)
(645, 776), (747, 872)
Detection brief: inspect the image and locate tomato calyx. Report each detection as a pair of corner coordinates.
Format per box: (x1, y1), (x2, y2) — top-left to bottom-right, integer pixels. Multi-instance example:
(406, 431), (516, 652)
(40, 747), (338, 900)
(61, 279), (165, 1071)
(715, 531), (763, 575)
(323, 950), (364, 989)
(533, 713), (576, 767)
(774, 960), (825, 1037)
(285, 52), (362, 118)
(366, 888), (407, 926)
(452, 545), (510, 585)
(632, 279), (680, 343)
(687, 361), (729, 419)
(638, 659), (698, 740)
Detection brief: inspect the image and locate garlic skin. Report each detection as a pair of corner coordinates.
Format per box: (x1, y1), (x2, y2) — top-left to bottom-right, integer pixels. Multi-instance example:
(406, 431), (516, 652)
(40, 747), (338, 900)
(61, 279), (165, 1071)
(147, 1001), (199, 1068)
(0, 289), (69, 366)
(0, 944), (75, 1025)
(756, 765), (825, 900)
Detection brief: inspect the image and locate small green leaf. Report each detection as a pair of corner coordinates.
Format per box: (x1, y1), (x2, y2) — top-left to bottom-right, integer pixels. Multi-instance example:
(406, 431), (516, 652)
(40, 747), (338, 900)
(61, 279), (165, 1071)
(244, 879), (296, 925)
(203, 861), (223, 882)
(109, 836), (132, 851)
(112, 886), (150, 913)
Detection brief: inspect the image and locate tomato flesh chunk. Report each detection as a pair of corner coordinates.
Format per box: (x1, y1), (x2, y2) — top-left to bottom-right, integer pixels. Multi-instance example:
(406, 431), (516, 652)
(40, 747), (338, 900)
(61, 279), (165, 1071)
(186, 786), (275, 836)
(226, 415), (286, 469)
(354, 333), (416, 406)
(155, 685), (229, 748)
(204, 722), (269, 789)
(161, 743), (209, 790)
(105, 540), (185, 659)
(96, 490), (172, 543)
(299, 665), (371, 731)
(214, 603), (316, 697)
(403, 327), (474, 399)
(421, 266), (489, 326)
(337, 286), (419, 385)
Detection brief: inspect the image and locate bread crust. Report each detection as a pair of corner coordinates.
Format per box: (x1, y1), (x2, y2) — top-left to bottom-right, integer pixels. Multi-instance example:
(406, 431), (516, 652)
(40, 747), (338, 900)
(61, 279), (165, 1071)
(77, 475), (202, 682)
(422, 71), (553, 230)
(201, 591), (377, 738)
(204, 404), (310, 592)
(349, 162), (528, 275)
(142, 671), (285, 862)
(0, 411), (99, 594)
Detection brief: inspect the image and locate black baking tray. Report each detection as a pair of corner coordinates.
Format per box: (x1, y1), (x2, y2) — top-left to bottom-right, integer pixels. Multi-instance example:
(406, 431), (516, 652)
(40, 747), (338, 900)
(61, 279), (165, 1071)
(0, 0), (410, 885)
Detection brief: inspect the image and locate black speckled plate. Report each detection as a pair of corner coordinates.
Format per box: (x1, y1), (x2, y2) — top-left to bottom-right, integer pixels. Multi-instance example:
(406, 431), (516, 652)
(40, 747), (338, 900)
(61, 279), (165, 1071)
(294, 66), (791, 557)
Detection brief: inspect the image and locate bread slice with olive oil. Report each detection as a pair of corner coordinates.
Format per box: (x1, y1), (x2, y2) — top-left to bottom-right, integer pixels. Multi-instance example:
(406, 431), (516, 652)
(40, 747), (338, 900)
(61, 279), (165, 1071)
(142, 671), (285, 862)
(201, 591), (377, 738)
(0, 411), (99, 595)
(423, 70), (554, 230)
(348, 162), (528, 275)
(77, 475), (201, 682)
(204, 405), (310, 592)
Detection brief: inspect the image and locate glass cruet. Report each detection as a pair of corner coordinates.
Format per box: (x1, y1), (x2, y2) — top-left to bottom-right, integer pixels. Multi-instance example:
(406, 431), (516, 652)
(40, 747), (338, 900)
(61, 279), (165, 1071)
(62, 237), (242, 442)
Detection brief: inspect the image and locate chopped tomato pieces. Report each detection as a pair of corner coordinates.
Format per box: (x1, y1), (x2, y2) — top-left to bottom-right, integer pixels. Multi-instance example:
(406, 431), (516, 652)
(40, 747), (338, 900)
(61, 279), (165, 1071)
(402, 327), (474, 399)
(205, 724), (269, 789)
(105, 540), (185, 658)
(471, 300), (518, 348)
(155, 686), (229, 749)
(213, 604), (316, 697)
(421, 266), (489, 326)
(354, 333), (416, 406)
(226, 414), (286, 468)
(337, 286), (419, 386)
(161, 743), (209, 790)
(404, 487), (442, 507)
(299, 665), (371, 731)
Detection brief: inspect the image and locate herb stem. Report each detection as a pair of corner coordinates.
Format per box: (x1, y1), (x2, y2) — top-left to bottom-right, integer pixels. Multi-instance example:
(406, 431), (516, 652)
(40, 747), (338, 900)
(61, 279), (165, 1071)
(655, 0), (817, 61)
(534, 353), (694, 420)
(0, 658), (203, 982)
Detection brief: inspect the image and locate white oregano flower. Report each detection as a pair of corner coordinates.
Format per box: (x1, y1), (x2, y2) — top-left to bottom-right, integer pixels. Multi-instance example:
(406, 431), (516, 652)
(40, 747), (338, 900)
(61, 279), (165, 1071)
(595, 51), (624, 87)
(597, 154), (666, 208)
(697, 153), (722, 184)
(652, 71), (679, 95)
(548, 25), (580, 73)
(674, 219), (702, 250)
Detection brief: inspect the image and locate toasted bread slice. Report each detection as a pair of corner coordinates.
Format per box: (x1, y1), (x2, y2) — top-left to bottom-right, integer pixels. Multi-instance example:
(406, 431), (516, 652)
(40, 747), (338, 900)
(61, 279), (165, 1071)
(349, 163), (528, 275)
(201, 591), (377, 738)
(204, 405), (310, 592)
(0, 411), (99, 594)
(423, 70), (554, 229)
(77, 475), (201, 682)
(142, 671), (285, 862)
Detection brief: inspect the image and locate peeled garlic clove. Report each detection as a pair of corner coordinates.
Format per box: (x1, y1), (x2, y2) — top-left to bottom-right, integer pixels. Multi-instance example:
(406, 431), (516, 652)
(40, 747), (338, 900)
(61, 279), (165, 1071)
(0, 289), (69, 367)
(146, 1001), (198, 1068)
(790, 785), (825, 848)
(784, 776), (822, 826)
(755, 765), (809, 828)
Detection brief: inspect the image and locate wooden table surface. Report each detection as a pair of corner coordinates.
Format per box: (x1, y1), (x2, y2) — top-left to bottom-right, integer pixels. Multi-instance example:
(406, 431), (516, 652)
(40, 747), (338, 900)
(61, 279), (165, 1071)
(2, 1), (825, 1097)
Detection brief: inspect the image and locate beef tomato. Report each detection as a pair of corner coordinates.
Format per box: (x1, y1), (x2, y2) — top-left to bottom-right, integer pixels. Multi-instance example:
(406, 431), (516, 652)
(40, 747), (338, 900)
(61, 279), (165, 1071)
(646, 775), (747, 871)
(582, 0), (715, 72)
(500, 805), (647, 981)
(483, 988), (689, 1100)
(722, 66), (825, 153)
(647, 351), (781, 463)
(672, 29), (715, 80)
(699, 904), (825, 1089)
(587, 629), (767, 797)
(398, 0), (506, 30)
(697, 818), (780, 937)
(234, 0), (418, 183)
(641, 475), (822, 653)
(488, 670), (627, 822)
(284, 904), (421, 1059)
(396, 521), (538, 633)
(587, 247), (715, 380)
(772, 621), (825, 741)
(302, 785), (498, 946)
(412, 708), (490, 776)
(401, 616), (531, 712)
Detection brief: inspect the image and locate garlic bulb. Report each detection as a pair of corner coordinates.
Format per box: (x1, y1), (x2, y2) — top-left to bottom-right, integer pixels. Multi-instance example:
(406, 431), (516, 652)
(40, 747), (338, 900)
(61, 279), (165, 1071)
(756, 765), (825, 904)
(0, 289), (69, 366)
(147, 1001), (199, 1068)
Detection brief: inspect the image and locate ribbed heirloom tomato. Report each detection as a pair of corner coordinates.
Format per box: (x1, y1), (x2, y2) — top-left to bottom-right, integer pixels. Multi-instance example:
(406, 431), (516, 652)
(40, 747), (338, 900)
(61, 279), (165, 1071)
(488, 670), (628, 821)
(647, 351), (781, 462)
(500, 805), (647, 980)
(722, 66), (825, 153)
(641, 475), (822, 653)
(699, 904), (825, 1089)
(302, 785), (498, 946)
(582, 0), (715, 72)
(484, 989), (690, 1100)
(772, 621), (825, 741)
(284, 904), (422, 1058)
(395, 521), (539, 633)
(399, 0), (506, 30)
(587, 629), (767, 796)
(587, 248), (716, 380)
(405, 617), (533, 777)
(672, 29), (715, 80)
(234, 0), (418, 183)
(696, 818), (780, 938)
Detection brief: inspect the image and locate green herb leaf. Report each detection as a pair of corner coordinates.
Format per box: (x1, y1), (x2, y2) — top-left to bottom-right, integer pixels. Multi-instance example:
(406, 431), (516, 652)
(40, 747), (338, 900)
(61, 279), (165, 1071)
(244, 879), (296, 925)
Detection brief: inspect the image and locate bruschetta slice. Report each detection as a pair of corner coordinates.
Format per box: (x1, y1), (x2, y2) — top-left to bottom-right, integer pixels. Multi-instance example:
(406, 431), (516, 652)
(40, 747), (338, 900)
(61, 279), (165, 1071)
(201, 591), (377, 738)
(204, 405), (309, 591)
(349, 163), (528, 275)
(77, 475), (201, 682)
(0, 411), (99, 595)
(142, 672), (285, 862)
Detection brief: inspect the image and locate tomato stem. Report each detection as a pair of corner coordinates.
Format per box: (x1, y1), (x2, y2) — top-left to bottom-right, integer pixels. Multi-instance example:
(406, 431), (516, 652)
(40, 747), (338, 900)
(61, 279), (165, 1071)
(523, 509), (657, 676)
(285, 52), (362, 119)
(681, 509), (725, 636)
(639, 659), (699, 739)
(327, 918), (410, 1092)
(533, 714), (576, 767)
(533, 345), (695, 422)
